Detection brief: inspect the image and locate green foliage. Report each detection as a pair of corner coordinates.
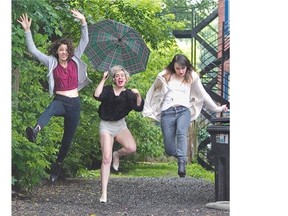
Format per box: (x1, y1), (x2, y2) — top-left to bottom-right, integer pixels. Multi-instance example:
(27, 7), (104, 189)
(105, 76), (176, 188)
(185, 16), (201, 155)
(126, 112), (164, 160)
(162, 0), (218, 29)
(80, 0), (185, 50)
(64, 93), (102, 176)
(11, 121), (53, 192)
(11, 0), (208, 192)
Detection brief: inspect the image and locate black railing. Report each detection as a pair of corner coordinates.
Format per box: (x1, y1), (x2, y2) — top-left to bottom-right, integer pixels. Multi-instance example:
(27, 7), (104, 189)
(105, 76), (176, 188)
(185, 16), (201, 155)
(197, 19), (230, 170)
(171, 6), (230, 170)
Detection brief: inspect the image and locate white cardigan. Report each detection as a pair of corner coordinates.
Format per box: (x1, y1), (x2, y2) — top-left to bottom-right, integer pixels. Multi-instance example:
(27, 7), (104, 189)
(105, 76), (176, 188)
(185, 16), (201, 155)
(142, 70), (224, 122)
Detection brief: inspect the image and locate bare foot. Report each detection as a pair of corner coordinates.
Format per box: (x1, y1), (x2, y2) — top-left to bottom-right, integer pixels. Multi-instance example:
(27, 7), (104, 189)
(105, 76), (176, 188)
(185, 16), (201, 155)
(99, 195), (107, 203)
(112, 151), (119, 171)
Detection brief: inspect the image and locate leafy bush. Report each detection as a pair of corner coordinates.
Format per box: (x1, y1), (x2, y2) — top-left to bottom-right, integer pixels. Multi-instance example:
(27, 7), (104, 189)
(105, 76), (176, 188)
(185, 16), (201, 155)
(11, 0), (189, 192)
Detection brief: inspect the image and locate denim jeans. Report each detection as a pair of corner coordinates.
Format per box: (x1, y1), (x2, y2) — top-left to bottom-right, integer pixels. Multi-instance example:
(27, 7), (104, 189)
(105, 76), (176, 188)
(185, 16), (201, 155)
(37, 94), (81, 163)
(160, 106), (191, 161)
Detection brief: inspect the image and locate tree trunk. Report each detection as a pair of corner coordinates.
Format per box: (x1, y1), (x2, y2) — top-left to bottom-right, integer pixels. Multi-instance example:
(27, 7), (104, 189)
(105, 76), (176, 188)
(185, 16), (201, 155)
(12, 68), (20, 109)
(187, 121), (198, 163)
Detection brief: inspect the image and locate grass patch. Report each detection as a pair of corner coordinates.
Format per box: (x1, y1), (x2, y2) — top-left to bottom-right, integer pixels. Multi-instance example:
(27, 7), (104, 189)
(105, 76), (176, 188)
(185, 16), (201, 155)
(77, 162), (214, 183)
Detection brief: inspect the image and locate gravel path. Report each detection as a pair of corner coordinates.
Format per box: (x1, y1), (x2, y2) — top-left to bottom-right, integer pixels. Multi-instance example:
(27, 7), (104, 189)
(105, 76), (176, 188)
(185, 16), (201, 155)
(12, 177), (230, 216)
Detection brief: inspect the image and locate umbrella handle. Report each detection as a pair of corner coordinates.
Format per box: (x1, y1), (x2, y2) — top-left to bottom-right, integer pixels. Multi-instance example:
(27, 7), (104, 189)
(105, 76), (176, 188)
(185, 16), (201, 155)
(107, 45), (118, 72)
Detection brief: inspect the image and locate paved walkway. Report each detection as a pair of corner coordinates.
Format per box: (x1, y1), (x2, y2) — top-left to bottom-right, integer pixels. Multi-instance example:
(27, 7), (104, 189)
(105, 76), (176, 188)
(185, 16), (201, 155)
(12, 177), (230, 216)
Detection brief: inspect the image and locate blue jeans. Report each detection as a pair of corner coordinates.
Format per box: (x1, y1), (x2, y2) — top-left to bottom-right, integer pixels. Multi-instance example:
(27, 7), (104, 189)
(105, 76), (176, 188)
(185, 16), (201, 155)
(160, 106), (191, 161)
(37, 94), (81, 163)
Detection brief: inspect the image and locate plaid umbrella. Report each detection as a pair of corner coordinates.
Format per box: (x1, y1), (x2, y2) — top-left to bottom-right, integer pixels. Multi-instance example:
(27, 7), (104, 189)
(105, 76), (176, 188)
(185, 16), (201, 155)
(85, 19), (150, 75)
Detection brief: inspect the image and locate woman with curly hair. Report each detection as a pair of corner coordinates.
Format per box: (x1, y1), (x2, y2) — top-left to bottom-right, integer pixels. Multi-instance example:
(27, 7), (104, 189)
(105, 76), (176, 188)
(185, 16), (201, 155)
(17, 9), (92, 183)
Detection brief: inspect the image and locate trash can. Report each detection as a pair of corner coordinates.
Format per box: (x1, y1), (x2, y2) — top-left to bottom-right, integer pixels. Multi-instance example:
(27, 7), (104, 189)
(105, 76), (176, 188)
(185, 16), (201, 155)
(206, 117), (230, 201)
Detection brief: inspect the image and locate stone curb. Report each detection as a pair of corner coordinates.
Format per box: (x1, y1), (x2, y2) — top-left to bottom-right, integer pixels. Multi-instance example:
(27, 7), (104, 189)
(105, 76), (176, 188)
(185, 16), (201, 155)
(205, 201), (230, 211)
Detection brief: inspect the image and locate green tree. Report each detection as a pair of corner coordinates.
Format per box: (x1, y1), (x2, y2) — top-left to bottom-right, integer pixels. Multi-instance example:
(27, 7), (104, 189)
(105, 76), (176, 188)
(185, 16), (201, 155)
(12, 0), (184, 192)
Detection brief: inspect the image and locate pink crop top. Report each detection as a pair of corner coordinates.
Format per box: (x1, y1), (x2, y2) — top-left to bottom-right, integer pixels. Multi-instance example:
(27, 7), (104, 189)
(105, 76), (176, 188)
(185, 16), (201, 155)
(53, 60), (78, 91)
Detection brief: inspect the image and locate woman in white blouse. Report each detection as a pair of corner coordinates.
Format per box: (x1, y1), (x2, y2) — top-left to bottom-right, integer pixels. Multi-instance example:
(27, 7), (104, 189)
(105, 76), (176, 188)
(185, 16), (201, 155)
(142, 54), (228, 177)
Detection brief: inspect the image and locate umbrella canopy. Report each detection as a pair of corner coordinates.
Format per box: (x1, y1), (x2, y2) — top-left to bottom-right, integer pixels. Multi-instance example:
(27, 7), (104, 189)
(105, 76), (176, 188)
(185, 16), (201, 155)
(85, 19), (150, 75)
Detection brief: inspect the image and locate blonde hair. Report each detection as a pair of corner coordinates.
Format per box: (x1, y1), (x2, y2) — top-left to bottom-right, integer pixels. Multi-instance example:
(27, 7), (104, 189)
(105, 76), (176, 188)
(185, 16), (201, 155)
(109, 65), (130, 81)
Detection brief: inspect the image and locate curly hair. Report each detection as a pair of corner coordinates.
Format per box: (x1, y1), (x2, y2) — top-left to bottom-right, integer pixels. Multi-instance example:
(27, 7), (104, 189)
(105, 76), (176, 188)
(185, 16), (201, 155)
(109, 65), (130, 83)
(48, 38), (74, 61)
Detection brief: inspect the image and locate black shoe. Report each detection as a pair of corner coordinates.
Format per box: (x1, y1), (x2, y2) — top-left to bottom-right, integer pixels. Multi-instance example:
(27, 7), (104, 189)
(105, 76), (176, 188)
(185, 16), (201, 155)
(178, 161), (186, 178)
(50, 162), (61, 183)
(26, 126), (40, 142)
(26, 127), (36, 142)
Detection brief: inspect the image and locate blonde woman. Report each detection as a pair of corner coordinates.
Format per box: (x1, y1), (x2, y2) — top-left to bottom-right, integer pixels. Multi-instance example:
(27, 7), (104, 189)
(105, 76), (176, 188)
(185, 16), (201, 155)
(93, 65), (144, 203)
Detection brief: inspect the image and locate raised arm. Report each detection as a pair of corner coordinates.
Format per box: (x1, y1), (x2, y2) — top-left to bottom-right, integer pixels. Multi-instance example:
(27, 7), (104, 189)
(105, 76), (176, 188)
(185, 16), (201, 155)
(94, 71), (109, 98)
(71, 9), (89, 57)
(17, 13), (50, 66)
(131, 88), (143, 108)
(70, 9), (86, 25)
(17, 13), (32, 33)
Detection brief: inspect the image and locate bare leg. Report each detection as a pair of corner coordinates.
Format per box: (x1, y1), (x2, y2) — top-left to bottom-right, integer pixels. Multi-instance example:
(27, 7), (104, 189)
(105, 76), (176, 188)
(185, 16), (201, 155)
(99, 132), (114, 203)
(113, 128), (137, 169)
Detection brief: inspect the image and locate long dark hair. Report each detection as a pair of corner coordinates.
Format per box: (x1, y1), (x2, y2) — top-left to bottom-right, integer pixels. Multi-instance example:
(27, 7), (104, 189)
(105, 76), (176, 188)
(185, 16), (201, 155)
(164, 54), (195, 84)
(48, 38), (74, 61)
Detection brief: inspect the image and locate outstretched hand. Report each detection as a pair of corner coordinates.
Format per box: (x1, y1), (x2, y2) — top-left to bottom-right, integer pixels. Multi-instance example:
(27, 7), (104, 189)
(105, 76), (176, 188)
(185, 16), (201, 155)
(221, 104), (229, 112)
(17, 13), (32, 32)
(71, 9), (86, 25)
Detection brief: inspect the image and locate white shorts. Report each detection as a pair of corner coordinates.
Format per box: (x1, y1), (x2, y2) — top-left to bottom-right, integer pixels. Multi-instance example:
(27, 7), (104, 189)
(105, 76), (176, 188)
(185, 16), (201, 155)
(99, 118), (127, 137)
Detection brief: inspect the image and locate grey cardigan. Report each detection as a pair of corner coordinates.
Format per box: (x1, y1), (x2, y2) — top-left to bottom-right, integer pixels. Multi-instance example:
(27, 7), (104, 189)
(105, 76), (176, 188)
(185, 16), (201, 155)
(25, 23), (92, 95)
